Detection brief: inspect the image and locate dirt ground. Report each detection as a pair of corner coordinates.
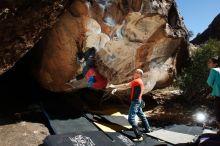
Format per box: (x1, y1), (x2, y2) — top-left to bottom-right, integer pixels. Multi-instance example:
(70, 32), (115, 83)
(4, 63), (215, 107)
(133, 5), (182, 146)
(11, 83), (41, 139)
(144, 88), (216, 128)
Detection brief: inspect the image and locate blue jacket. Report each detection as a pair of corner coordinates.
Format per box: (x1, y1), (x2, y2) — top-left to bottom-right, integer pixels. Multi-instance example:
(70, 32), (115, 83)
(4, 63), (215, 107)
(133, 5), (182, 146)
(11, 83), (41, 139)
(207, 68), (220, 97)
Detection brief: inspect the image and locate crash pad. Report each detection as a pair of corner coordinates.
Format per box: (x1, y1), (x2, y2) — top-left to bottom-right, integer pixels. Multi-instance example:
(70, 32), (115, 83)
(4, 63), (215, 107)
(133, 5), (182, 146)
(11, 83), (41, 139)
(48, 117), (99, 134)
(166, 124), (203, 135)
(85, 113), (131, 132)
(101, 114), (131, 129)
(43, 130), (168, 146)
(146, 129), (196, 145)
(43, 131), (127, 146)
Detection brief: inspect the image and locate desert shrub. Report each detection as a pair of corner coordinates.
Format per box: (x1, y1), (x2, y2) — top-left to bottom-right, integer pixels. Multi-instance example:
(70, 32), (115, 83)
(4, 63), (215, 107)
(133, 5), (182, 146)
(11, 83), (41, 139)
(176, 40), (220, 102)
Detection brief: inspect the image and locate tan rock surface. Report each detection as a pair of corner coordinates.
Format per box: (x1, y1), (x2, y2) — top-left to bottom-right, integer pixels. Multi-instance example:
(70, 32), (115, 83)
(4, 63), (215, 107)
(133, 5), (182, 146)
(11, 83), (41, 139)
(0, 0), (66, 75)
(33, 0), (188, 92)
(0, 0), (189, 93)
(0, 121), (49, 146)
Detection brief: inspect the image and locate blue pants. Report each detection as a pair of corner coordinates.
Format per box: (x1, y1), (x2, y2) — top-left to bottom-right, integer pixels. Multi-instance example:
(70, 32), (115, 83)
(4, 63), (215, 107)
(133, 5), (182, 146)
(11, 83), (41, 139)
(128, 100), (150, 131)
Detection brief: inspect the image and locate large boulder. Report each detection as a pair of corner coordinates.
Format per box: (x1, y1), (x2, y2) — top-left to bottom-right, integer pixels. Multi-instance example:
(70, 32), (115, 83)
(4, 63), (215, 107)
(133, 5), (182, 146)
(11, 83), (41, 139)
(0, 121), (49, 146)
(0, 0), (66, 75)
(0, 0), (189, 93)
(32, 0), (188, 93)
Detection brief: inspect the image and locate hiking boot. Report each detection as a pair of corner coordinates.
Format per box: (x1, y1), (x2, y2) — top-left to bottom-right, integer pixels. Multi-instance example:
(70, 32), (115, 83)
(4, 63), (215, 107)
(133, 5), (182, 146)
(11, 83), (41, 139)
(133, 127), (142, 138)
(142, 128), (153, 134)
(133, 136), (144, 142)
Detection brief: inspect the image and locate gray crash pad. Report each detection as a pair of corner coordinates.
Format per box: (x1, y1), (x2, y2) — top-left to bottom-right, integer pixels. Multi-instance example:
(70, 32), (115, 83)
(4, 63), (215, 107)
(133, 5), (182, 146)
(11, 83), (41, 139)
(146, 129), (196, 145)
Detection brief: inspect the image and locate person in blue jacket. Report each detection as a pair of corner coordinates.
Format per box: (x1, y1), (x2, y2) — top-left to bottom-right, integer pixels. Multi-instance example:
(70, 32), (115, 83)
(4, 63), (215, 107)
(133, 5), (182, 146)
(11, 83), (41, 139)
(207, 56), (220, 134)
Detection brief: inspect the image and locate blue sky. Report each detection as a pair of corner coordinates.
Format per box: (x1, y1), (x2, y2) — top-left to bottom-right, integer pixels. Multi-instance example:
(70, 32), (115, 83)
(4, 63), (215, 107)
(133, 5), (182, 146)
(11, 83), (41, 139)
(176, 0), (220, 39)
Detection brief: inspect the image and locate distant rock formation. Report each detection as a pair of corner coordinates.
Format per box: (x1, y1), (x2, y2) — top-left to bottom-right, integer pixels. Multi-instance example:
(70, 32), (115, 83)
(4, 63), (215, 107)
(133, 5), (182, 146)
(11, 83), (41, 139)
(0, 0), (189, 93)
(191, 13), (220, 44)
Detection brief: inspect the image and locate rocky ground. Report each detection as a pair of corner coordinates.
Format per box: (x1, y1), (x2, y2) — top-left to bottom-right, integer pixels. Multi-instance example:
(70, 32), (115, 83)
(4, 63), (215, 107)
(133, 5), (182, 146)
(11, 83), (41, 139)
(146, 88), (215, 125)
(0, 87), (216, 146)
(0, 117), (49, 146)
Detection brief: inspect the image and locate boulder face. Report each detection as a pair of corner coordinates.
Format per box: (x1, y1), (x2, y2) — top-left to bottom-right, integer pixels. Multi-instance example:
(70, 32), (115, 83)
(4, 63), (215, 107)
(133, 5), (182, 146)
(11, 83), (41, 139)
(191, 13), (220, 44)
(0, 0), (188, 93)
(0, 0), (66, 75)
(32, 0), (188, 93)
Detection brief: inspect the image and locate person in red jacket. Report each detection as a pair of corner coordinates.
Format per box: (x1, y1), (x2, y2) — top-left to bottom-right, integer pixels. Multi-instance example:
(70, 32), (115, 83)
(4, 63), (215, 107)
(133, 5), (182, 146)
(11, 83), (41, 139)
(68, 47), (107, 90)
(84, 67), (107, 89)
(109, 69), (151, 141)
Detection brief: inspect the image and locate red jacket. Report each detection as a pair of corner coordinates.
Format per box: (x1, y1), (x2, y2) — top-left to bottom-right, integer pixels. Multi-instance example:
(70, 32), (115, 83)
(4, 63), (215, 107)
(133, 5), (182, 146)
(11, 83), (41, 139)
(85, 68), (108, 89)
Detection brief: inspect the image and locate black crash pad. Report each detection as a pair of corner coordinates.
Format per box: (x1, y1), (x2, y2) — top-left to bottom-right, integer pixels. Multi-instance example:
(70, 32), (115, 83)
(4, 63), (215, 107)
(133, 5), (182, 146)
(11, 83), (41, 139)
(44, 130), (169, 146)
(49, 117), (99, 134)
(44, 131), (132, 146)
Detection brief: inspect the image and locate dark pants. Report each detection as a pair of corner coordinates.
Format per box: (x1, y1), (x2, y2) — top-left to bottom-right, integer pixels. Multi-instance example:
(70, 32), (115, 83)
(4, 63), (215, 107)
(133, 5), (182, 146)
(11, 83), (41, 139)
(214, 97), (220, 123)
(76, 47), (96, 80)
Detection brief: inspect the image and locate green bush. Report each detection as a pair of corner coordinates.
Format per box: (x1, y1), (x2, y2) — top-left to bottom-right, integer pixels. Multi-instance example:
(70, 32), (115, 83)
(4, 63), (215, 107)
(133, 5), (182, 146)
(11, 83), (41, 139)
(176, 40), (220, 102)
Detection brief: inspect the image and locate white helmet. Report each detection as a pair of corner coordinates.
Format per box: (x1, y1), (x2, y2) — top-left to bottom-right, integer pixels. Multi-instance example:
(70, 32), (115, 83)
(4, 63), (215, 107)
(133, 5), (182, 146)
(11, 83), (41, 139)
(136, 69), (143, 76)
